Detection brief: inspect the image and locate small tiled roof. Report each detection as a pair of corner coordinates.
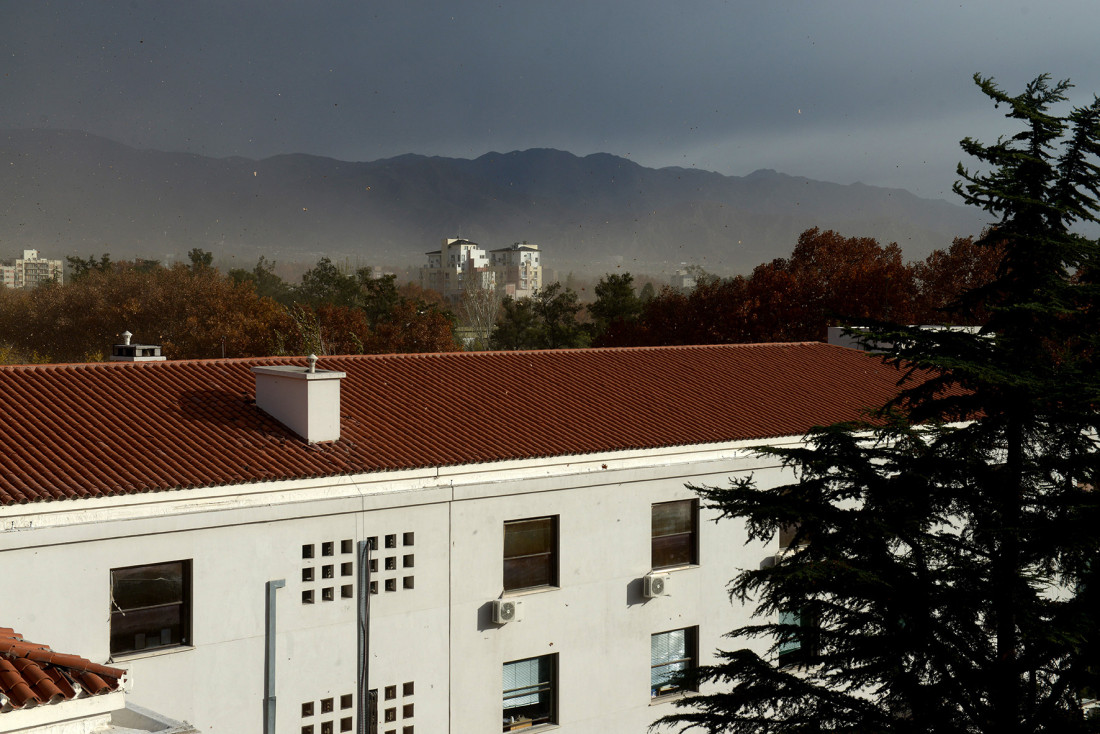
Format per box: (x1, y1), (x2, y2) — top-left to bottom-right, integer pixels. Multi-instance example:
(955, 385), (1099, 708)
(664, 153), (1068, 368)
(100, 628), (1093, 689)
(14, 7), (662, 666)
(0, 628), (124, 710)
(0, 344), (912, 506)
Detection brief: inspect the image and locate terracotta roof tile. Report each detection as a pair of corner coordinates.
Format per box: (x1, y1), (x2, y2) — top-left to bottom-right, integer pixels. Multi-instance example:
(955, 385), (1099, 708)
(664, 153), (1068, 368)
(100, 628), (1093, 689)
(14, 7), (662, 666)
(0, 343), (914, 506)
(0, 629), (123, 710)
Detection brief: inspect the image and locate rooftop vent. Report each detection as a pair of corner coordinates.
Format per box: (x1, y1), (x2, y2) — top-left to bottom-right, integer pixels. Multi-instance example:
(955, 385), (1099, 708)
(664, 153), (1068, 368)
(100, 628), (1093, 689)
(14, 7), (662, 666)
(252, 355), (347, 443)
(110, 330), (166, 362)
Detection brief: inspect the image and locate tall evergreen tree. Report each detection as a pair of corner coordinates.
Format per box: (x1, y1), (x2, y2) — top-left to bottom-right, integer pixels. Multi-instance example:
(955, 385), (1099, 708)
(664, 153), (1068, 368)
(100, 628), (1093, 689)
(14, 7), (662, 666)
(656, 74), (1100, 734)
(588, 272), (642, 344)
(490, 282), (588, 350)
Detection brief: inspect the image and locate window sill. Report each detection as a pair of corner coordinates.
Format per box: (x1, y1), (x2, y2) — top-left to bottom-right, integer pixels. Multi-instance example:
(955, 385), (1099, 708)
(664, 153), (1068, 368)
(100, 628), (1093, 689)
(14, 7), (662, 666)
(109, 644), (193, 664)
(650, 690), (693, 706)
(503, 722), (558, 732)
(652, 563), (699, 573)
(502, 585), (559, 598)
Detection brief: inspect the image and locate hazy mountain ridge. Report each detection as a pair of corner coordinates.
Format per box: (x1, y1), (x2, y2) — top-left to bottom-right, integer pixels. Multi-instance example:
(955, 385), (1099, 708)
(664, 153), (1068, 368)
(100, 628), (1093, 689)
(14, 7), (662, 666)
(0, 129), (986, 274)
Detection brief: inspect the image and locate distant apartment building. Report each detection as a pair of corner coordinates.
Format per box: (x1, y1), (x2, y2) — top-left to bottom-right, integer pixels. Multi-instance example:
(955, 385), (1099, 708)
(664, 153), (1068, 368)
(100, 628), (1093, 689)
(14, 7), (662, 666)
(489, 242), (541, 299)
(420, 237), (542, 302)
(0, 249), (64, 288)
(670, 265), (696, 293)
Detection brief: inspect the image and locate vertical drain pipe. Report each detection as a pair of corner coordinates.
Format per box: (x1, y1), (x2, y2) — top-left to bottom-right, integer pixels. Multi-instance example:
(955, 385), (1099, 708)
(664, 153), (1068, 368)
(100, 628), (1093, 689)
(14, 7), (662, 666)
(264, 579), (286, 734)
(357, 540), (373, 734)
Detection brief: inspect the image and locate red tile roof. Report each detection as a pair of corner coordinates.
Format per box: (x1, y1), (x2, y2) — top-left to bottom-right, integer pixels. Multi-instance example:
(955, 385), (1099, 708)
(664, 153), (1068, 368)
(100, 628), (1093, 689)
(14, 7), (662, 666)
(0, 343), (912, 506)
(0, 628), (124, 710)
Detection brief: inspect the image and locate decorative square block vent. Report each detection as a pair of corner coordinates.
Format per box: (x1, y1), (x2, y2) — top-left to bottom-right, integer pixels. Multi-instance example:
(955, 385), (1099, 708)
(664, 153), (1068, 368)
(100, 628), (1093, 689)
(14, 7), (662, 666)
(643, 572), (671, 598)
(492, 599), (524, 624)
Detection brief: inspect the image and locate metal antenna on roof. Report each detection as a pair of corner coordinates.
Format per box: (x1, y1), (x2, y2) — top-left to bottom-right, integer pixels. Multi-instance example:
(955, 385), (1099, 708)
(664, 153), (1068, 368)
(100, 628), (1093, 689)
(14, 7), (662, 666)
(307, 354), (318, 374)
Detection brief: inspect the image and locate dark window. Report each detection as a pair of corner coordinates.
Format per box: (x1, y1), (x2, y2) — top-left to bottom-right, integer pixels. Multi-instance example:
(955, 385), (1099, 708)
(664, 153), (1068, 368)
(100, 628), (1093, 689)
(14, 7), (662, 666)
(778, 608), (819, 668)
(503, 517), (557, 592)
(778, 522), (800, 549)
(651, 627), (697, 698)
(110, 560), (191, 656)
(502, 654), (555, 731)
(652, 500), (697, 569)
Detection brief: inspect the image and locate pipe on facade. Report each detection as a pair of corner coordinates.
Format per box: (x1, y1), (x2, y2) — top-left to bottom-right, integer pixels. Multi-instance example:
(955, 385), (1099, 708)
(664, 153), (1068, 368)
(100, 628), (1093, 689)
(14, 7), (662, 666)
(263, 579), (285, 734)
(357, 540), (373, 734)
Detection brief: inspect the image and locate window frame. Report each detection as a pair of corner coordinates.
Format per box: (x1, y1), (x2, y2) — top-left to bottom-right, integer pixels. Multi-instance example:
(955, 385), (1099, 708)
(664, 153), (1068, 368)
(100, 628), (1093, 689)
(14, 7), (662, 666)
(650, 626), (698, 699)
(503, 515), (559, 593)
(502, 653), (557, 731)
(109, 559), (192, 657)
(651, 499), (699, 570)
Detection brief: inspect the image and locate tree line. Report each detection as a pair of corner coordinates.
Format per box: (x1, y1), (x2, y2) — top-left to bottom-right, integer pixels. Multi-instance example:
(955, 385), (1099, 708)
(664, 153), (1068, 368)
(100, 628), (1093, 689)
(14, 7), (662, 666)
(0, 249), (456, 363)
(0, 226), (1005, 364)
(486, 228), (1003, 351)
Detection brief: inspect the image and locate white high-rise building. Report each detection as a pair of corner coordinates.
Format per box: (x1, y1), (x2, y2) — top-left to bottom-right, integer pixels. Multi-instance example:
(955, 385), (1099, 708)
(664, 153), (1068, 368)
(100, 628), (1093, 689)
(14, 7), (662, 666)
(1, 249), (64, 288)
(420, 238), (494, 302)
(489, 242), (542, 299)
(420, 238), (544, 302)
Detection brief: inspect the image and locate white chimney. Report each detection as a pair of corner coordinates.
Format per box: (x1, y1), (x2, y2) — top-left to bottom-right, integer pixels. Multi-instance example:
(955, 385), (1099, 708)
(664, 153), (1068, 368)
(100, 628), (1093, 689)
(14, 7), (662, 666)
(252, 355), (347, 443)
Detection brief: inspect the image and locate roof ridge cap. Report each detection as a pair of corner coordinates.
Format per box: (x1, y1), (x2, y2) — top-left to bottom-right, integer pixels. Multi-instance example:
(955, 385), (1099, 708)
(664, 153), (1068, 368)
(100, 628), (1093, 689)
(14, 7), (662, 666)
(0, 342), (840, 372)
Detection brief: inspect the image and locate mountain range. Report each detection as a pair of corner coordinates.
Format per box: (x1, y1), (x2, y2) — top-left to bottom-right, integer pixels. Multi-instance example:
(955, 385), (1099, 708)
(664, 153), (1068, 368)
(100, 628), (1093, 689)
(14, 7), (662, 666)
(0, 129), (987, 276)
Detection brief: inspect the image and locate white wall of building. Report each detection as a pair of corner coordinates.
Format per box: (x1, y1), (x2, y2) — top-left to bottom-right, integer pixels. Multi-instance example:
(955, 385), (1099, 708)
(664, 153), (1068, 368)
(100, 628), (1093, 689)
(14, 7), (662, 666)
(0, 442), (791, 733)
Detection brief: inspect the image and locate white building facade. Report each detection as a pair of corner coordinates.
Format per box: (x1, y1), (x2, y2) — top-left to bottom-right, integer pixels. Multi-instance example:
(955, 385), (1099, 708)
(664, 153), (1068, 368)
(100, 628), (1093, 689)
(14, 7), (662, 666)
(419, 238), (543, 303)
(0, 345), (907, 733)
(489, 243), (542, 299)
(419, 238), (493, 302)
(0, 249), (64, 289)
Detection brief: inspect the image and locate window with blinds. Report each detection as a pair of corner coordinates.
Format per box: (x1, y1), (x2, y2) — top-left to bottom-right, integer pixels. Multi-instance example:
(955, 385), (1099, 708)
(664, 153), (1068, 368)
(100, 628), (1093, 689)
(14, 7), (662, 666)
(651, 627), (697, 698)
(502, 654), (555, 731)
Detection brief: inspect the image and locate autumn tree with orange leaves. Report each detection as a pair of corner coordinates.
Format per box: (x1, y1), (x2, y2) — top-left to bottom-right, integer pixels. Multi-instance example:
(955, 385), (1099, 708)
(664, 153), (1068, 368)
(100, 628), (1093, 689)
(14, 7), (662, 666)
(0, 261), (287, 362)
(595, 228), (1003, 348)
(0, 256), (458, 363)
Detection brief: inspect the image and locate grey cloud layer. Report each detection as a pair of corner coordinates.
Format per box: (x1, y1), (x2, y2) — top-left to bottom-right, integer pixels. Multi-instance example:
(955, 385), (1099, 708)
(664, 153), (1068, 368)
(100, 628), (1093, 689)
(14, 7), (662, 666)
(3, 0), (1098, 198)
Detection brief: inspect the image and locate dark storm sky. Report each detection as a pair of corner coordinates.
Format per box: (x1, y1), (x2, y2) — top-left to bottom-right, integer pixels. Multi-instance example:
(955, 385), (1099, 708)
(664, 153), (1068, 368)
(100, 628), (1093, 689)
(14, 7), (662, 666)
(3, 1), (1098, 200)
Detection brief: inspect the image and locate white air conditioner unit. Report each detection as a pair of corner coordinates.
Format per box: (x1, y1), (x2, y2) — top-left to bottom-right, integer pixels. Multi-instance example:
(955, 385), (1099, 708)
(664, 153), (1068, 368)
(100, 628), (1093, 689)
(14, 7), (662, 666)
(643, 572), (671, 598)
(492, 598), (524, 624)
